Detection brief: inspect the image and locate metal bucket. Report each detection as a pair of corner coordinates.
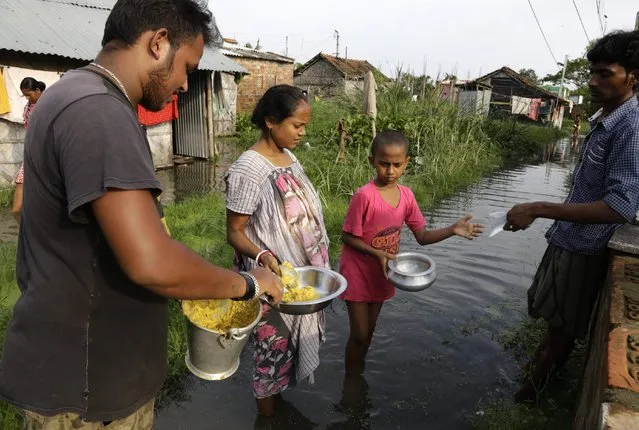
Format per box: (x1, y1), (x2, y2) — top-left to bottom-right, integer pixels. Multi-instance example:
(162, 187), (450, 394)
(185, 300), (261, 381)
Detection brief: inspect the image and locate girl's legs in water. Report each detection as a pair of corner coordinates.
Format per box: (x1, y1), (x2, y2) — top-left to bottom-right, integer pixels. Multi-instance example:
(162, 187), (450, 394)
(256, 394), (282, 417)
(345, 301), (384, 374)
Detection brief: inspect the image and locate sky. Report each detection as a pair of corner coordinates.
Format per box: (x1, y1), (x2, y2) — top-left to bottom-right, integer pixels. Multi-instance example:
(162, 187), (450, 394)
(208, 0), (637, 80)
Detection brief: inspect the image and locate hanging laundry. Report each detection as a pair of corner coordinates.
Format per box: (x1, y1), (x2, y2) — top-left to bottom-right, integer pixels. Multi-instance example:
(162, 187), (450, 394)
(0, 66), (60, 124)
(137, 95), (179, 126)
(511, 96), (532, 115)
(0, 69), (11, 115)
(529, 98), (542, 120)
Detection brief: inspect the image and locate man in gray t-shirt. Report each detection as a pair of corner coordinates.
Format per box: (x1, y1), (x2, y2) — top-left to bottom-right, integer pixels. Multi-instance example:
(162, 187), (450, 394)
(0, 0), (282, 427)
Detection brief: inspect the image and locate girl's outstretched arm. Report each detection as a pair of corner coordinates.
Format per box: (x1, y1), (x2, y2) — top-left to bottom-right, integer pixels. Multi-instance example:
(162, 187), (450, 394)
(413, 215), (483, 246)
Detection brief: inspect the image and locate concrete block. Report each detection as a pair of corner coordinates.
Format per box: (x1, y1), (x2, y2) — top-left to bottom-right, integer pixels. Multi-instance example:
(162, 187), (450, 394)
(601, 402), (639, 429)
(0, 143), (23, 164)
(610, 225), (639, 255)
(0, 163), (20, 187)
(146, 123), (173, 169)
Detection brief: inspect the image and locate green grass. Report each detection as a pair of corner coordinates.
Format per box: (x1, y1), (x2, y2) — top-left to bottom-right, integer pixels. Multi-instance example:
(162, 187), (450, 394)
(483, 119), (568, 161)
(0, 244), (18, 308)
(0, 243), (21, 428)
(0, 188), (14, 208)
(473, 318), (585, 430)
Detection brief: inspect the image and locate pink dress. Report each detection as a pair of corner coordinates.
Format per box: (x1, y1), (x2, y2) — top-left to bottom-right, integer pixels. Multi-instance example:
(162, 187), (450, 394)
(340, 181), (426, 302)
(15, 102), (35, 185)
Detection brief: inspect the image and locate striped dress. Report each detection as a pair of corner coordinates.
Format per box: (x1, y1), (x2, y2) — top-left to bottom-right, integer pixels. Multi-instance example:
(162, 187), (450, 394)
(225, 149), (330, 398)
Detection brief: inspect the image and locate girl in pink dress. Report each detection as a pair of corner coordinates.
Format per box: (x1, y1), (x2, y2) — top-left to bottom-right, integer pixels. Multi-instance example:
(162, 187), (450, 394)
(339, 130), (484, 374)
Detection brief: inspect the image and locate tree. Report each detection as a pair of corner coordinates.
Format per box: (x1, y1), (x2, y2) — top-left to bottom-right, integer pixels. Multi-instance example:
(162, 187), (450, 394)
(541, 57), (590, 89)
(518, 68), (539, 83)
(542, 57), (595, 115)
(396, 72), (433, 96)
(244, 42), (253, 49)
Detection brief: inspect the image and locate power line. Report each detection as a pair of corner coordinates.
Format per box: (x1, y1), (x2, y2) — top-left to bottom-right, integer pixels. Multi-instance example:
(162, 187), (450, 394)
(595, 0), (605, 35)
(572, 0), (591, 43)
(526, 0), (558, 64)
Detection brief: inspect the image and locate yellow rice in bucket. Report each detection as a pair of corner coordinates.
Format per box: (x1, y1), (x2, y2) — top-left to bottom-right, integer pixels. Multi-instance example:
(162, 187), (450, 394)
(182, 299), (258, 332)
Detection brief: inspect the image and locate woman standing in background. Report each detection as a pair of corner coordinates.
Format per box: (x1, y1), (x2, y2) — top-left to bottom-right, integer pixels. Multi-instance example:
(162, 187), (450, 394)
(11, 77), (46, 223)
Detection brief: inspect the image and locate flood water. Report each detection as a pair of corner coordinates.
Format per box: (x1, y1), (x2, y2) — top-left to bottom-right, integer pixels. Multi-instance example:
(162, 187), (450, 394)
(0, 140), (577, 429)
(153, 140), (577, 430)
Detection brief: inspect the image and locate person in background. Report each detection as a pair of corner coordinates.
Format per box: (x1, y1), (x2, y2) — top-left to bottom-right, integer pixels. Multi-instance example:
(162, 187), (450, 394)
(11, 77), (46, 223)
(571, 113), (582, 150)
(339, 130), (483, 375)
(0, 1), (283, 429)
(226, 84), (330, 417)
(505, 30), (639, 403)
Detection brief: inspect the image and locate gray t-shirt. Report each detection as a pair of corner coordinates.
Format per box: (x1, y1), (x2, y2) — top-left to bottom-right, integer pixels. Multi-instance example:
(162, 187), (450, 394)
(0, 68), (167, 421)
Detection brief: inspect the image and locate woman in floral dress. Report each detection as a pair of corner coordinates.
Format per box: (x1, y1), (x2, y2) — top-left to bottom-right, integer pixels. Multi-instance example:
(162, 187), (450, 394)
(12, 77), (46, 223)
(226, 85), (329, 417)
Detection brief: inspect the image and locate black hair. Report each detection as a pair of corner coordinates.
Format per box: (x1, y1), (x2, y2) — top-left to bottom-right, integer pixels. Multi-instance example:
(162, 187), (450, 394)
(20, 77), (46, 92)
(251, 85), (308, 134)
(370, 130), (409, 157)
(102, 0), (222, 49)
(587, 30), (639, 74)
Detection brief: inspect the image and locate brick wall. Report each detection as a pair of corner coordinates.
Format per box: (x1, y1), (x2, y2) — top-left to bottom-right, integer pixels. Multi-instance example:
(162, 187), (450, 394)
(575, 226), (639, 429)
(233, 58), (294, 113)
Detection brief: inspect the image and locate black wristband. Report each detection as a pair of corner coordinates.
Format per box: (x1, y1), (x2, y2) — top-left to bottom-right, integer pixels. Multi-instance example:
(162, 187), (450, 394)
(233, 272), (256, 301)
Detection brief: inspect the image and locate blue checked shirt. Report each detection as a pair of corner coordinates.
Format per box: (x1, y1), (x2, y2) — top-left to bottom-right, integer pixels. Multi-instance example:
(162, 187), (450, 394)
(546, 96), (639, 255)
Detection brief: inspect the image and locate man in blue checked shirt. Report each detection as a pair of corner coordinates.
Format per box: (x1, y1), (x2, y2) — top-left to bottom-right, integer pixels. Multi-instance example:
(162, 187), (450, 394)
(505, 30), (639, 403)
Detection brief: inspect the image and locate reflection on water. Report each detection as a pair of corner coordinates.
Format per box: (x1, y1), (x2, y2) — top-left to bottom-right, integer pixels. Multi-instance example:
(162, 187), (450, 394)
(155, 140), (578, 430)
(156, 161), (225, 206)
(326, 373), (374, 430)
(253, 398), (320, 430)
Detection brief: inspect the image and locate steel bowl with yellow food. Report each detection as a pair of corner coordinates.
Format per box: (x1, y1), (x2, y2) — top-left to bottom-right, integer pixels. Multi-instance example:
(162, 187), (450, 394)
(265, 262), (348, 315)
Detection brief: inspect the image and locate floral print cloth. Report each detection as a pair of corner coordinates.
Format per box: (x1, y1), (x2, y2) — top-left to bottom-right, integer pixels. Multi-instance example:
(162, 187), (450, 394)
(225, 149), (330, 399)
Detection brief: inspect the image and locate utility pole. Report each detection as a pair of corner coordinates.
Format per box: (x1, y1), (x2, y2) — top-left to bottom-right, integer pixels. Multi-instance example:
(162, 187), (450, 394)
(285, 36), (288, 57)
(345, 46), (348, 60)
(559, 54), (568, 99)
(334, 30), (340, 58)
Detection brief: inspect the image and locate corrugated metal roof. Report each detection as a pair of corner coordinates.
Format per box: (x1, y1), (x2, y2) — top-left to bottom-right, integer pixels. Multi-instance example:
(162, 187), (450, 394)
(40, 0), (116, 9)
(0, 0), (109, 61)
(0, 0), (246, 73)
(219, 44), (294, 64)
(199, 48), (246, 73)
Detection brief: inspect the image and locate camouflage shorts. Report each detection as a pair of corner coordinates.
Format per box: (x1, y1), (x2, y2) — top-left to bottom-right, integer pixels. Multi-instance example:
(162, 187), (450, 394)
(23, 398), (154, 430)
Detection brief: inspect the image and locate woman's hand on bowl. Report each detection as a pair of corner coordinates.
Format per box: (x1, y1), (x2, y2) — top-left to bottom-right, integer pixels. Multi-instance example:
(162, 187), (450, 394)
(260, 253), (281, 276)
(250, 267), (284, 304)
